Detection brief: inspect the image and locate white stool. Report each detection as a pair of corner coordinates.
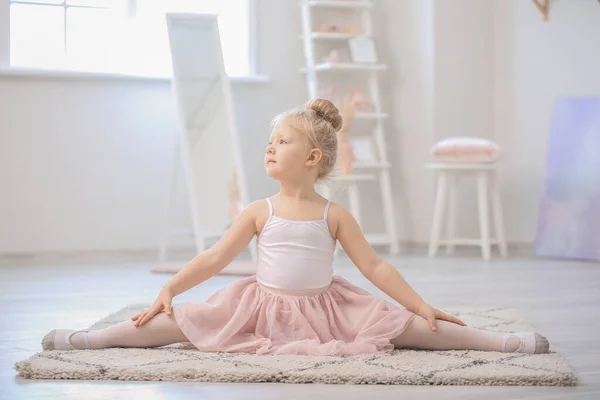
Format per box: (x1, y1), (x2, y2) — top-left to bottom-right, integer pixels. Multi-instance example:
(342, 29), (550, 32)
(426, 162), (508, 260)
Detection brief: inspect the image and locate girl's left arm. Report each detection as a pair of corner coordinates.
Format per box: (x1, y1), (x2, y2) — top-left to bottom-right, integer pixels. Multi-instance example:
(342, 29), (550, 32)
(330, 203), (466, 331)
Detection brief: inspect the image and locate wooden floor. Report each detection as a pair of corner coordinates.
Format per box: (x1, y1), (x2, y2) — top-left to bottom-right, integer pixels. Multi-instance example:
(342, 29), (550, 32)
(1, 254), (599, 399)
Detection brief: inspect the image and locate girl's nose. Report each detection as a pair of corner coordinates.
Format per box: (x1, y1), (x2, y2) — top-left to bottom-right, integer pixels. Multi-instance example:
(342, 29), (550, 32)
(266, 145), (275, 154)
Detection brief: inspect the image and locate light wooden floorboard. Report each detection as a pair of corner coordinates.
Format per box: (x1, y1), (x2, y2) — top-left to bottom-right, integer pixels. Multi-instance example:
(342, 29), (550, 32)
(1, 255), (599, 399)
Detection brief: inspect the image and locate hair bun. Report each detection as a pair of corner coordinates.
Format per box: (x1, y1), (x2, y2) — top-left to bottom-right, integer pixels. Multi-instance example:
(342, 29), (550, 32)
(306, 99), (343, 131)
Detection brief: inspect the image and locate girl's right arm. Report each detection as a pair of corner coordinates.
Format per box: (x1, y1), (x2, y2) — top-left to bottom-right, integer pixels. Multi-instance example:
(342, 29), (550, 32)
(163, 200), (262, 296)
(133, 200), (263, 326)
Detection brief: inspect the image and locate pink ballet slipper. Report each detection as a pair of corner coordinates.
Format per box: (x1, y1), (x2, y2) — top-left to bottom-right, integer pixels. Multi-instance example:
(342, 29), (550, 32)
(501, 332), (550, 354)
(42, 329), (90, 351)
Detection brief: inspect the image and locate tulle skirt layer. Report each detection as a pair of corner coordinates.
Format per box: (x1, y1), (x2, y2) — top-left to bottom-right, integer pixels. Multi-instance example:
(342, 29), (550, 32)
(173, 275), (415, 356)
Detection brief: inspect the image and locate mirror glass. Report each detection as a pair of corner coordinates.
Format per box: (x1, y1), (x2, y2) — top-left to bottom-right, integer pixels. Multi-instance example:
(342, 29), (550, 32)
(166, 13), (249, 254)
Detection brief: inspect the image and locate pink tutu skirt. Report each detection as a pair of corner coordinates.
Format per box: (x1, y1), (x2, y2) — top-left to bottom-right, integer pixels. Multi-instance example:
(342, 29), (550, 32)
(173, 275), (416, 356)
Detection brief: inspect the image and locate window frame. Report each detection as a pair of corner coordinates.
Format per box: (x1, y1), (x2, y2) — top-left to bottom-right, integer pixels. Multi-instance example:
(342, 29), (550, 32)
(0, 0), (267, 83)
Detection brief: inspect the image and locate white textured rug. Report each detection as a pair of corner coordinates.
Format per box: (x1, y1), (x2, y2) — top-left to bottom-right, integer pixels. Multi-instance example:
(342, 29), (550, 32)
(15, 305), (577, 386)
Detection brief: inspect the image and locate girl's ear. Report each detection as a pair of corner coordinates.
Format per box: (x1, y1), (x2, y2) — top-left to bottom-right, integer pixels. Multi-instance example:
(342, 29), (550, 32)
(305, 148), (323, 167)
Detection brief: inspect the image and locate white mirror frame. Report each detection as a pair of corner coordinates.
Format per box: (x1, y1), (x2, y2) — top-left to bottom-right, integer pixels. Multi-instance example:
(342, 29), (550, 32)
(165, 12), (254, 260)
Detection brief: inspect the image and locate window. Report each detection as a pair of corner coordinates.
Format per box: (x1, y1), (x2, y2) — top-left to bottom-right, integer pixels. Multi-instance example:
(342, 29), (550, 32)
(9, 0), (252, 77)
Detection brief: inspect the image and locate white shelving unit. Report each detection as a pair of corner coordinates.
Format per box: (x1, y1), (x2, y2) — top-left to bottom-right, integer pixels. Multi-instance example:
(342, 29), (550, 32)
(299, 0), (399, 254)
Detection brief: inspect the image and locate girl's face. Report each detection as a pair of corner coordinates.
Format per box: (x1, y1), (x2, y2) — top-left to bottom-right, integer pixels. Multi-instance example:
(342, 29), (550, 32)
(265, 119), (318, 182)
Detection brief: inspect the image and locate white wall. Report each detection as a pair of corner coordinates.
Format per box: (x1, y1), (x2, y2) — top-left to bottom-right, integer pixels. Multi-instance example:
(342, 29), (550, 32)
(434, 0), (495, 141)
(376, 0), (435, 243)
(495, 0), (600, 243)
(0, 80), (182, 253)
(1, 0), (600, 256)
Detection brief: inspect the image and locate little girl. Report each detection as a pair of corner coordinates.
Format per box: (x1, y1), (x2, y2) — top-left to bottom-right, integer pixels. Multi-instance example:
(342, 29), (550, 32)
(42, 99), (549, 355)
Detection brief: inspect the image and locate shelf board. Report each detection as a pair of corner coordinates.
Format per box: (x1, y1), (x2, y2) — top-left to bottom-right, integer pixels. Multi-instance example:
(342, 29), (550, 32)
(303, 1), (373, 9)
(330, 173), (376, 182)
(365, 233), (392, 245)
(312, 63), (386, 72)
(355, 112), (389, 119)
(308, 32), (369, 40)
(353, 161), (391, 169)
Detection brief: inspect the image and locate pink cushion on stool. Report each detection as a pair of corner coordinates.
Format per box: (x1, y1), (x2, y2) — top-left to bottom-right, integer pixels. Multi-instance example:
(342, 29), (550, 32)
(431, 137), (501, 163)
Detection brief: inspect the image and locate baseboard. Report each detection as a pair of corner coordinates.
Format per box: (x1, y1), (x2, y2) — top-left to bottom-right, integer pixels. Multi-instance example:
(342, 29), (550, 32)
(0, 247), (198, 267)
(396, 241), (535, 258)
(0, 242), (536, 267)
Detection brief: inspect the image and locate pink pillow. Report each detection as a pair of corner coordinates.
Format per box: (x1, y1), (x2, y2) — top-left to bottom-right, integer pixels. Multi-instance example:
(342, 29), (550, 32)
(431, 137), (501, 163)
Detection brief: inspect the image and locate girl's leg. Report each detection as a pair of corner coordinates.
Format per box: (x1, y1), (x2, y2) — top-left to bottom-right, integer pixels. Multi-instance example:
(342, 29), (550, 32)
(42, 310), (187, 350)
(391, 315), (549, 353)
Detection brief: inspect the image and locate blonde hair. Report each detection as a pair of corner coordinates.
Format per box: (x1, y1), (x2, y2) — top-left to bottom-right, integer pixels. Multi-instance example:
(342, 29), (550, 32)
(271, 99), (343, 180)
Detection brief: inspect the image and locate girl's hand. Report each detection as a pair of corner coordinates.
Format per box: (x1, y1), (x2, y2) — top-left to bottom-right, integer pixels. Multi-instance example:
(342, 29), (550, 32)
(131, 287), (174, 327)
(416, 302), (466, 331)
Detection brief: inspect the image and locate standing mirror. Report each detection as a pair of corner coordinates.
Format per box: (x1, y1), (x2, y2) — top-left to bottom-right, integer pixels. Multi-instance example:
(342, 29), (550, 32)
(162, 13), (255, 273)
